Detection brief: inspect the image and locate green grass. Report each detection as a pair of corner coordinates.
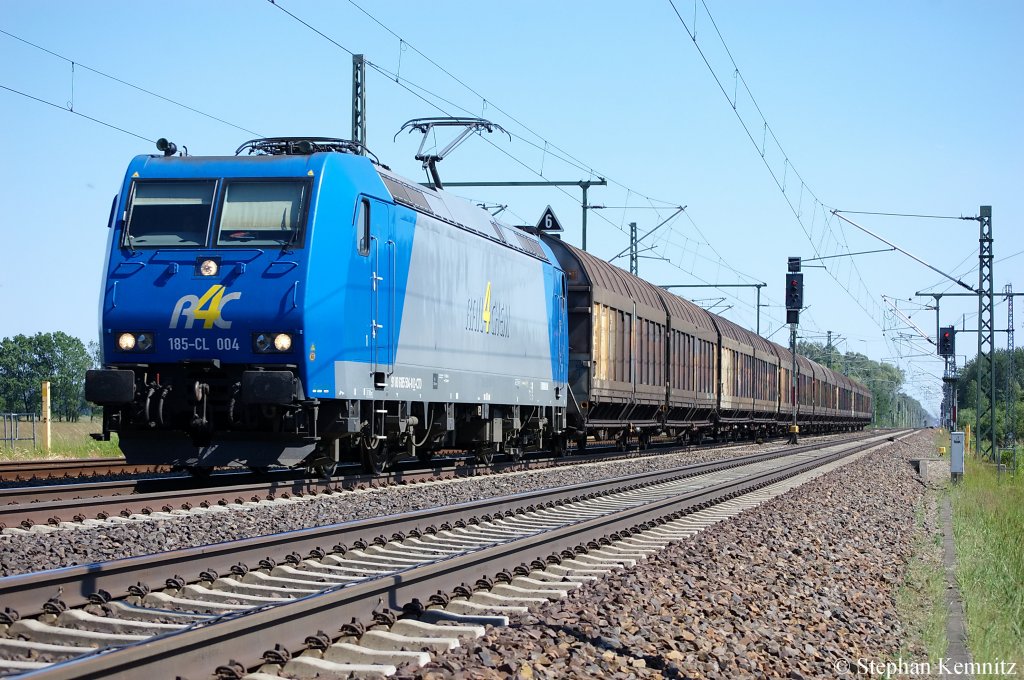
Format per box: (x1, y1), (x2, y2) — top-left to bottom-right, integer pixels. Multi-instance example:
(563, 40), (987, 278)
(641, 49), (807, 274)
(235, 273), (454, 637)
(952, 457), (1024, 666)
(0, 420), (122, 461)
(897, 474), (948, 664)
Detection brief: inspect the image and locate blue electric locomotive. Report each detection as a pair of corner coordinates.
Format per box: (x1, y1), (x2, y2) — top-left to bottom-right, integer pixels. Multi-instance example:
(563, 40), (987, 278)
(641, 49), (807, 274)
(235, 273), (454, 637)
(86, 138), (569, 474)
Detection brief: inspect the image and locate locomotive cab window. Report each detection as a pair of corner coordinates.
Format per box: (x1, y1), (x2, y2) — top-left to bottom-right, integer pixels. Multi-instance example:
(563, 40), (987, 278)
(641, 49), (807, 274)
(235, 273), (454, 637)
(125, 180), (215, 247)
(216, 180), (307, 247)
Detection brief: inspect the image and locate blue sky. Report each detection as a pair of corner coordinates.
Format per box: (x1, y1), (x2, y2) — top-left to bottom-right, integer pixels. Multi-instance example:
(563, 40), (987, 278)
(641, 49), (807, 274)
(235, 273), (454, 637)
(2, 1), (1022, 414)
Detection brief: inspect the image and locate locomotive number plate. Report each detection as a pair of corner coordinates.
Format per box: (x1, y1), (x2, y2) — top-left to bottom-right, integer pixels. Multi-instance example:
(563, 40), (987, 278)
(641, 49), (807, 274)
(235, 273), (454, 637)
(167, 337), (241, 351)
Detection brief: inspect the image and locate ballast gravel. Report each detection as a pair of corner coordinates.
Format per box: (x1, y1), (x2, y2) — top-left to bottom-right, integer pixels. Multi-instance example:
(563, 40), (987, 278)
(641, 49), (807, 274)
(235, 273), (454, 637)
(403, 431), (929, 679)
(0, 437), (853, 577)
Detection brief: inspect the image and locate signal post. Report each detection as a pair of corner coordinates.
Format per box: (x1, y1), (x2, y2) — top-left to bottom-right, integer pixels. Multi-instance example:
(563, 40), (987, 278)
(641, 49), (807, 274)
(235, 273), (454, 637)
(938, 326), (957, 431)
(786, 257), (803, 444)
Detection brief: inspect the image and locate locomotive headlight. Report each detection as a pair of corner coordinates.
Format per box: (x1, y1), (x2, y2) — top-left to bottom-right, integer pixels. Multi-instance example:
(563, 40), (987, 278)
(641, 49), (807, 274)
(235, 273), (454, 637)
(116, 331), (154, 352)
(199, 259), (219, 276)
(254, 333), (272, 353)
(253, 332), (294, 353)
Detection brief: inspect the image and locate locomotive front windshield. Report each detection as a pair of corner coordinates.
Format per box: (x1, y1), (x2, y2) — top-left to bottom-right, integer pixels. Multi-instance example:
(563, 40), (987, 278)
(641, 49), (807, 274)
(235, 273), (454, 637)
(124, 180), (215, 247)
(216, 181), (306, 247)
(122, 179), (308, 249)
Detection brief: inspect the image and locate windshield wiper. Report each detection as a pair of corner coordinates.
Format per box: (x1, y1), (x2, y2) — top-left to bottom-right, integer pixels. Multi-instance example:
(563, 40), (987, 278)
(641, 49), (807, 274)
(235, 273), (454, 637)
(282, 227), (300, 253)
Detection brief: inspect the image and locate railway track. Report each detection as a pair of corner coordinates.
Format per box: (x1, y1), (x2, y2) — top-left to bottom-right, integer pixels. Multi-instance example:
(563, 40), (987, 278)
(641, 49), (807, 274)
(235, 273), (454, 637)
(0, 433), (862, 532)
(0, 430), (905, 678)
(0, 441), (723, 532)
(0, 458), (167, 483)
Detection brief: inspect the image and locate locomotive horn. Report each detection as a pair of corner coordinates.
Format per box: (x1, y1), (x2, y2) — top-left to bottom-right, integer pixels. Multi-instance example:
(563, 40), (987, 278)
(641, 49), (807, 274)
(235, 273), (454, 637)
(156, 138), (177, 156)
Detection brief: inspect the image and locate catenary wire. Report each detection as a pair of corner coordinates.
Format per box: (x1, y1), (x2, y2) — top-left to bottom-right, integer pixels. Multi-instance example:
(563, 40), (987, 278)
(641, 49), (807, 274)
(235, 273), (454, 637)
(1, 83), (153, 143)
(0, 28), (263, 137)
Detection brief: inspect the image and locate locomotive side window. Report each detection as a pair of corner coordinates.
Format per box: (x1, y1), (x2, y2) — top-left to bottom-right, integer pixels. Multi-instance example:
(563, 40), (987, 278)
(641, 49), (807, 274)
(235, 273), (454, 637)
(125, 180), (215, 247)
(356, 198), (370, 256)
(217, 181), (307, 247)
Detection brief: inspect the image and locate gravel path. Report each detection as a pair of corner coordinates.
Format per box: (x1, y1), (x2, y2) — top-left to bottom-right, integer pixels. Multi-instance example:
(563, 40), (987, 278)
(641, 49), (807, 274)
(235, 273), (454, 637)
(0, 437), (849, 577)
(404, 431), (929, 679)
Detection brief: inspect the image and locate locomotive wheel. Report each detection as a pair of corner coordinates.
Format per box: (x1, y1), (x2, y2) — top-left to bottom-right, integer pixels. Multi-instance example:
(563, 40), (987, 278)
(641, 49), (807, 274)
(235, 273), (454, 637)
(416, 449), (435, 465)
(474, 445), (495, 465)
(361, 440), (391, 475)
(313, 460), (338, 478)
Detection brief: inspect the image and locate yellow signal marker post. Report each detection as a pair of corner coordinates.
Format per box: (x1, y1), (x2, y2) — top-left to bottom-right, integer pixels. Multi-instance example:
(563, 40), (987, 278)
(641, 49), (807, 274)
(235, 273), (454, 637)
(41, 381), (51, 452)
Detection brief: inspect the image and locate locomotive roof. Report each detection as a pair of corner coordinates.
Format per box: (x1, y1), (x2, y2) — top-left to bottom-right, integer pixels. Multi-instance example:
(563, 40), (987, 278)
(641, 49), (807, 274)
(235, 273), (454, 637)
(375, 167), (551, 264)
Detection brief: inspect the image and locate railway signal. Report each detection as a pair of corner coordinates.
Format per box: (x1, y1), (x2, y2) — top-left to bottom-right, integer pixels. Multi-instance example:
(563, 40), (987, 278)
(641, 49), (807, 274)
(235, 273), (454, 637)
(785, 274), (804, 309)
(938, 326), (955, 357)
(785, 274), (803, 325)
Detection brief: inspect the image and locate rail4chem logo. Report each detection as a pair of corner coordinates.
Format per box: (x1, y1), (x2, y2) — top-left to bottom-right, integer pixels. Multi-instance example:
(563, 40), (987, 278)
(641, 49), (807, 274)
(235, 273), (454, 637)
(466, 281), (511, 338)
(170, 285), (241, 330)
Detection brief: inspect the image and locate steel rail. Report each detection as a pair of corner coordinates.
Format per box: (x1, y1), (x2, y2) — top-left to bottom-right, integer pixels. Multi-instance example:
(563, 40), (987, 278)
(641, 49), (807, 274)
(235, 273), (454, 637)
(20, 431), (906, 679)
(0, 458), (166, 482)
(0, 431), (888, 618)
(0, 433), (812, 530)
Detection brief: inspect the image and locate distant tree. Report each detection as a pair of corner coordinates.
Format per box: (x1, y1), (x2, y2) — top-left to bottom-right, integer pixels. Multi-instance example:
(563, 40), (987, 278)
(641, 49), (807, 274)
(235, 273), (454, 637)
(955, 348), (1023, 443)
(0, 335), (38, 413)
(83, 340), (103, 419)
(0, 332), (93, 421)
(796, 341), (931, 426)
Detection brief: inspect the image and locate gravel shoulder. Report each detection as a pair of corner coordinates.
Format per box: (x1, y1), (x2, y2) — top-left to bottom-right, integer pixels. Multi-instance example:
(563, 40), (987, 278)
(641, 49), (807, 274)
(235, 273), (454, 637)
(406, 431), (932, 679)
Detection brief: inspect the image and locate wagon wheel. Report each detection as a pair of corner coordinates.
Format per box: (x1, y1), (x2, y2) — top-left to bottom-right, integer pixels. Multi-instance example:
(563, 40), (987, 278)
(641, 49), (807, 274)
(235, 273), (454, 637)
(575, 434), (587, 454)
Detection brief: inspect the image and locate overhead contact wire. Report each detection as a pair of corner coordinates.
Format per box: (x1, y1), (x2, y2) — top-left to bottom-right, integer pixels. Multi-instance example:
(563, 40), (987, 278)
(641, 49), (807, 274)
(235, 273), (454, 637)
(0, 28), (262, 137)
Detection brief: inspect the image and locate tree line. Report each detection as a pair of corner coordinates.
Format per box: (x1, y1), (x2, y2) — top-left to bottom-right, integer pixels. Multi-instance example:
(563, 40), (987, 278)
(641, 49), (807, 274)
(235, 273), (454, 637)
(796, 340), (930, 427)
(0, 332), (97, 421)
(954, 348), (1023, 446)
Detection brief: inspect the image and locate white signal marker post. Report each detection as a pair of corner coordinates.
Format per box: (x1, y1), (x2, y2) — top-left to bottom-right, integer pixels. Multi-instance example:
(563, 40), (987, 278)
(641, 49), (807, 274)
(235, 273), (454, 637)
(41, 381), (51, 452)
(950, 431), (965, 483)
